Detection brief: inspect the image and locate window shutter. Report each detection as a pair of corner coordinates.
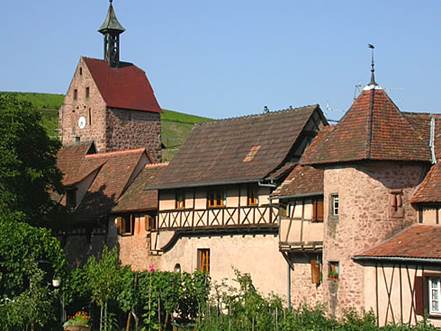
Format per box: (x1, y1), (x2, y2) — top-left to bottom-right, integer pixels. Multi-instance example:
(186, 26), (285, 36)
(414, 276), (425, 316)
(396, 194), (403, 207)
(116, 217), (122, 235)
(390, 194), (397, 208)
(312, 200), (317, 222)
(317, 200), (324, 222)
(310, 259), (321, 285)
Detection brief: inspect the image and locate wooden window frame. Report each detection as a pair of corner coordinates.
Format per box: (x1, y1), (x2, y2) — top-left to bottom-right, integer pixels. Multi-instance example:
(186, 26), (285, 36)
(116, 214), (134, 236)
(175, 191), (186, 209)
(247, 185), (258, 206)
(329, 194), (339, 220)
(197, 248), (210, 273)
(328, 261), (339, 280)
(208, 190), (225, 208)
(312, 198), (324, 222)
(428, 277), (441, 316)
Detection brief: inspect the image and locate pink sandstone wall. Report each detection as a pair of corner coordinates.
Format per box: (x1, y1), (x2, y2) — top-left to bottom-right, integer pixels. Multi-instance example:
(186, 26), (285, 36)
(59, 58), (107, 151)
(322, 162), (427, 317)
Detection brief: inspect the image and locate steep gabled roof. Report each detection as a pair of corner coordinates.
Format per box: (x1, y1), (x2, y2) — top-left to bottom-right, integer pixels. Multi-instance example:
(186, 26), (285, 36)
(152, 105), (325, 189)
(354, 224), (441, 262)
(302, 87), (431, 165)
(83, 57), (161, 113)
(411, 162), (441, 204)
(112, 163), (168, 213)
(271, 127), (333, 198)
(57, 146), (148, 221)
(75, 148), (147, 221)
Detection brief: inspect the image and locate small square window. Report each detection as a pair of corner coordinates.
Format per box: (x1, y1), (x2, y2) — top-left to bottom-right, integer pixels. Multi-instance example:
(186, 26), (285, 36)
(73, 89), (78, 100)
(86, 87), (90, 98)
(328, 261), (339, 280)
(176, 191), (186, 209)
(247, 186), (258, 206)
(116, 215), (134, 236)
(330, 194), (339, 218)
(208, 190), (225, 208)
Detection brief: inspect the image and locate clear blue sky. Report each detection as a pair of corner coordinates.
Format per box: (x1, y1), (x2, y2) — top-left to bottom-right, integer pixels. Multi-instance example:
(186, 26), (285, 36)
(2, 0), (441, 119)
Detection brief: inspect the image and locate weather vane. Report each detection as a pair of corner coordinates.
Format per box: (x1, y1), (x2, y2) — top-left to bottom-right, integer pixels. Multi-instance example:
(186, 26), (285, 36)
(368, 44), (377, 86)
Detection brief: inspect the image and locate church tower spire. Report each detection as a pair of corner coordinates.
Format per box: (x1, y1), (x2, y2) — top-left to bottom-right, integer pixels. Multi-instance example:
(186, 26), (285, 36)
(98, 0), (125, 67)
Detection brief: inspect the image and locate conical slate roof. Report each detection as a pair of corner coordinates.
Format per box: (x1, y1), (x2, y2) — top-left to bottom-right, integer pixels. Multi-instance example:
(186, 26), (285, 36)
(302, 86), (431, 165)
(99, 2), (125, 33)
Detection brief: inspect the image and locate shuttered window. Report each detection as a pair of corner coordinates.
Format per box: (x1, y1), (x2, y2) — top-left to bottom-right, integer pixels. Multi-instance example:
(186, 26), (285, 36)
(310, 258), (321, 285)
(176, 191), (186, 209)
(247, 186), (258, 206)
(116, 215), (134, 236)
(312, 198), (324, 222)
(197, 249), (210, 273)
(208, 191), (225, 208)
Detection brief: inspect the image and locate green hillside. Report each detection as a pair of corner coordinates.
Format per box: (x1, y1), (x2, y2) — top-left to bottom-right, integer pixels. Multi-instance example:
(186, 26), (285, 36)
(0, 91), (210, 161)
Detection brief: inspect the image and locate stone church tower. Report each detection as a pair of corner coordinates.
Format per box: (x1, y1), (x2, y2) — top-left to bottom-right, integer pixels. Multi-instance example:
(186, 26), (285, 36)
(59, 1), (162, 162)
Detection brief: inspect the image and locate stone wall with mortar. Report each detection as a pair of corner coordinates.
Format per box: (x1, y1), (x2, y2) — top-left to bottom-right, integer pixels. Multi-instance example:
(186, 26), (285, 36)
(290, 255), (324, 307)
(59, 58), (107, 151)
(321, 161), (427, 317)
(106, 108), (161, 162)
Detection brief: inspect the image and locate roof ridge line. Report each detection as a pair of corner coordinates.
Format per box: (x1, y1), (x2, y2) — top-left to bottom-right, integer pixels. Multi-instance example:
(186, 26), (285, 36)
(85, 148), (145, 158)
(194, 104), (319, 127)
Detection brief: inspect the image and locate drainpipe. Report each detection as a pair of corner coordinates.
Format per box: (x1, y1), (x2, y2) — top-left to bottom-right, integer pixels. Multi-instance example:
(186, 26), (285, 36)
(287, 262), (292, 310)
(430, 116), (437, 164)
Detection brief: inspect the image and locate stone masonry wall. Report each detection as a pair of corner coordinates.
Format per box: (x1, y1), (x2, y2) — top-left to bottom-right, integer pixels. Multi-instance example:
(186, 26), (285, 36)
(322, 162), (427, 317)
(59, 58), (107, 151)
(291, 255), (324, 307)
(106, 108), (161, 162)
(108, 214), (160, 271)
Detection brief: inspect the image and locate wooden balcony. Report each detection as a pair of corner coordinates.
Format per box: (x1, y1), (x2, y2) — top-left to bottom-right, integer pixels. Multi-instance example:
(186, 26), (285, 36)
(156, 204), (278, 231)
(279, 216), (323, 253)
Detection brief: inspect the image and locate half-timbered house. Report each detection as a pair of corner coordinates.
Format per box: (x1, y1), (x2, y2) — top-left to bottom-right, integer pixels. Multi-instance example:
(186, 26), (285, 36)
(147, 105), (328, 296)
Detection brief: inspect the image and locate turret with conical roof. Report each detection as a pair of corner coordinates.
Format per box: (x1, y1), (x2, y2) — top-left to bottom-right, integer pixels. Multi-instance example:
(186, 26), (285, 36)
(99, 0), (125, 67)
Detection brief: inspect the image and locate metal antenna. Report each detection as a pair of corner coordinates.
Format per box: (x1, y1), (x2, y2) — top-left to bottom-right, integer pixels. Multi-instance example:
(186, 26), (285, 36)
(368, 44), (377, 86)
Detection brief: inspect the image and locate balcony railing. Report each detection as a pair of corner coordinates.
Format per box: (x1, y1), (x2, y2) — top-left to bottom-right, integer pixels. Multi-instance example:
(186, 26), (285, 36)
(157, 205), (278, 231)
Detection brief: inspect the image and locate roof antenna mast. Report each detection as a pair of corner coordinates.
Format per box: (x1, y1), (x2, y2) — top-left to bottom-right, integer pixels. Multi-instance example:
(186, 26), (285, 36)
(368, 44), (377, 86)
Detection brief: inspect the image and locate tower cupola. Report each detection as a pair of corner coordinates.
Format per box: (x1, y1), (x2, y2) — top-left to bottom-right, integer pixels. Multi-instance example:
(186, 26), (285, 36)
(98, 0), (125, 67)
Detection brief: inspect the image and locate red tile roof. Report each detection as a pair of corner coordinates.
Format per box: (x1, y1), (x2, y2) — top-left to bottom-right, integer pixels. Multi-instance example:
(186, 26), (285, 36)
(75, 148), (147, 221)
(112, 163), (168, 213)
(57, 145), (148, 221)
(354, 224), (441, 261)
(83, 57), (161, 113)
(412, 162), (441, 204)
(271, 165), (323, 198)
(302, 88), (431, 165)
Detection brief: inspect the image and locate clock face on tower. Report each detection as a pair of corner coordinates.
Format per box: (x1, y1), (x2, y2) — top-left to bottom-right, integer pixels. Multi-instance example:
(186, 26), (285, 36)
(78, 116), (86, 129)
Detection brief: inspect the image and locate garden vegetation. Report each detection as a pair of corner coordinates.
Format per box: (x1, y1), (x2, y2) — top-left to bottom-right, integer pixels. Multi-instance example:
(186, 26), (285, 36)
(0, 94), (438, 330)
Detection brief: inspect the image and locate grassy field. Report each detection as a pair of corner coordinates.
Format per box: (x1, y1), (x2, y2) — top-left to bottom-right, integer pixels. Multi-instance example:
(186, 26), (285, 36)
(0, 91), (210, 161)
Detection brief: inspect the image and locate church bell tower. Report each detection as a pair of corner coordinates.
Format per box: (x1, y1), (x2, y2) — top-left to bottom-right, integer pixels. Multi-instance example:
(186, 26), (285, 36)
(98, 0), (125, 67)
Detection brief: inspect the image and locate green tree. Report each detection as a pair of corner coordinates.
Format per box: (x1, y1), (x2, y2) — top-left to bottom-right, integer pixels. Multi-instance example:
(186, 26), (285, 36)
(0, 217), (66, 330)
(0, 94), (62, 224)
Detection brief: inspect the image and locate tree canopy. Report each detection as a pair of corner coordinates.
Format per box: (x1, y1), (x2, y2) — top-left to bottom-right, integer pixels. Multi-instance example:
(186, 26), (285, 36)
(0, 94), (62, 224)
